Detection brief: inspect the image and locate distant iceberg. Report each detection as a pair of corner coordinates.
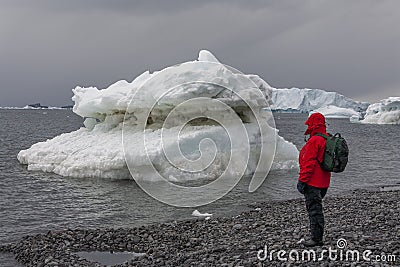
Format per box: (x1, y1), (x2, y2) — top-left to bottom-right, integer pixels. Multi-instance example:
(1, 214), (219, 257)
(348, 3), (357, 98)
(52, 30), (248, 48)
(359, 97), (400, 124)
(0, 104), (68, 110)
(309, 105), (361, 119)
(27, 103), (49, 109)
(18, 50), (299, 182)
(271, 88), (369, 116)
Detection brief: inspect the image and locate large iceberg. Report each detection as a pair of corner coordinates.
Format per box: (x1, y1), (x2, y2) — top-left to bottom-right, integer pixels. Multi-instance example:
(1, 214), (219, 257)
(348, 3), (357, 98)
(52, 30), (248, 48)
(18, 50), (299, 184)
(271, 88), (369, 115)
(360, 97), (400, 124)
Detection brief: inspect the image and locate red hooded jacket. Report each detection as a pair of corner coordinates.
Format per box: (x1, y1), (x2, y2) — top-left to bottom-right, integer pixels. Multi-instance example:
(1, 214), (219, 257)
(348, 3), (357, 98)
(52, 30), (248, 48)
(298, 113), (331, 188)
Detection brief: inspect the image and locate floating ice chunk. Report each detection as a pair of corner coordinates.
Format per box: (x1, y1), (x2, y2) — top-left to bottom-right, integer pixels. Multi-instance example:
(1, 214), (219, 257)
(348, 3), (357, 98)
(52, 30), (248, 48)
(360, 97), (400, 124)
(192, 210), (213, 217)
(17, 50), (299, 182)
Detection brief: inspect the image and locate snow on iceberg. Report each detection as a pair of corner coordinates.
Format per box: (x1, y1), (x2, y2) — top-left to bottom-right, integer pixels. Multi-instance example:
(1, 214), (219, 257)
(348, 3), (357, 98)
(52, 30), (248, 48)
(271, 88), (369, 115)
(360, 97), (400, 124)
(309, 105), (361, 119)
(18, 50), (299, 183)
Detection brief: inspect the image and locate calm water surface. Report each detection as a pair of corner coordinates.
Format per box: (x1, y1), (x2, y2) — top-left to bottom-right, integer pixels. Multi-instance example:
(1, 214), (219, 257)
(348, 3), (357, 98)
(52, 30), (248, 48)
(0, 110), (399, 266)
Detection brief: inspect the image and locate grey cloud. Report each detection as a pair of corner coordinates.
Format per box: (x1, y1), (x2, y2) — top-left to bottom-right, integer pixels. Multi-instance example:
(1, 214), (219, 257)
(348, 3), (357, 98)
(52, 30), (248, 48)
(0, 1), (399, 106)
(0, 0), (279, 16)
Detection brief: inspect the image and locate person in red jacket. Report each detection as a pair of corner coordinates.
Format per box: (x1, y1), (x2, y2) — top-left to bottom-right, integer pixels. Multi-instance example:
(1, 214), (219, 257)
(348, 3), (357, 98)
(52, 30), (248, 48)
(297, 112), (331, 247)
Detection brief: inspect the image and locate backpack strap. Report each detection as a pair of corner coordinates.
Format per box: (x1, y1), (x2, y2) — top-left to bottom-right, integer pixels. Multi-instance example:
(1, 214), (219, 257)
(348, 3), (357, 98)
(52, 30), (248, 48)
(313, 134), (327, 166)
(314, 133), (337, 167)
(315, 133), (329, 139)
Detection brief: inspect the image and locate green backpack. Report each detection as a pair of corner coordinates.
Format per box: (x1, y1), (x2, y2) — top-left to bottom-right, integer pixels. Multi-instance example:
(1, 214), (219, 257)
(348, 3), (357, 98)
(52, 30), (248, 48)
(315, 133), (349, 173)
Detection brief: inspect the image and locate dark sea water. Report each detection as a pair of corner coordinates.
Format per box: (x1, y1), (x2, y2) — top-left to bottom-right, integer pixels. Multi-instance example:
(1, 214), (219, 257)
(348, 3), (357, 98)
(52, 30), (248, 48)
(0, 110), (399, 266)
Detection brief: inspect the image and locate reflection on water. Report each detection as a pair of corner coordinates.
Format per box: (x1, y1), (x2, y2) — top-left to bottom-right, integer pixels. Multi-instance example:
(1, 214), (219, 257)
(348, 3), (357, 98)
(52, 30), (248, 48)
(75, 251), (146, 266)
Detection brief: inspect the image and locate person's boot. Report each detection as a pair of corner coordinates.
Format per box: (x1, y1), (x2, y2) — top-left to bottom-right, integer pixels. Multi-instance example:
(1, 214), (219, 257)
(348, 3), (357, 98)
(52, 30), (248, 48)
(301, 238), (323, 247)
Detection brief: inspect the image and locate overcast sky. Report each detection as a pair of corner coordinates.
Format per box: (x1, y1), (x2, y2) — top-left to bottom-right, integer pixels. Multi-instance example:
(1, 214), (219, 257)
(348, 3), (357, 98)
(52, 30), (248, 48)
(1, 0), (399, 106)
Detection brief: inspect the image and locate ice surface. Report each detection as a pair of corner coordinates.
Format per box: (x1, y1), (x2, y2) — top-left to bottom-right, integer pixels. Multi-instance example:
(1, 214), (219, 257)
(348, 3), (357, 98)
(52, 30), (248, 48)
(350, 115), (360, 123)
(309, 105), (360, 119)
(18, 50), (299, 182)
(192, 210), (212, 217)
(360, 97), (400, 124)
(271, 88), (369, 114)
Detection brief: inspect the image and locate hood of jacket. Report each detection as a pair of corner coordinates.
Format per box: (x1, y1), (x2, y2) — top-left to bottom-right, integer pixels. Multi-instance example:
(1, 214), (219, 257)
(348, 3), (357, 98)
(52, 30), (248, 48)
(304, 112), (327, 136)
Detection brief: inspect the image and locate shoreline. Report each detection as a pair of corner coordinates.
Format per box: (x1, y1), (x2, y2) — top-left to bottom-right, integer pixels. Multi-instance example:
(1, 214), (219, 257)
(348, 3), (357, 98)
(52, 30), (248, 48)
(1, 189), (399, 266)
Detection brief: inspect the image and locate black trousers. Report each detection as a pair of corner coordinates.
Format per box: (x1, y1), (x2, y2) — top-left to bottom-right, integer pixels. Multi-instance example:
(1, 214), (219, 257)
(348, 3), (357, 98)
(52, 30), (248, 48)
(304, 185), (327, 242)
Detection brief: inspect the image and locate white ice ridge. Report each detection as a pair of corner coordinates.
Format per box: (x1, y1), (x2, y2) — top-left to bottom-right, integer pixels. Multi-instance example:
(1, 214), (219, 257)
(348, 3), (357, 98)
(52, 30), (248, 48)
(309, 105), (361, 119)
(18, 50), (299, 181)
(359, 97), (400, 124)
(271, 88), (369, 115)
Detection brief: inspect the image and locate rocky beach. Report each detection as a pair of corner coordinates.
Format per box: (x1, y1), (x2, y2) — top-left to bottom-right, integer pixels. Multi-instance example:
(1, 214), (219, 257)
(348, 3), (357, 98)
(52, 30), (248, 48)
(1, 189), (399, 266)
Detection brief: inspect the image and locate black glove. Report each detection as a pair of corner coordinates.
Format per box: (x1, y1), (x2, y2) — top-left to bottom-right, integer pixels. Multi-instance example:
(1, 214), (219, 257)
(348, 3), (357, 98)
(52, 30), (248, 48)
(297, 181), (306, 194)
